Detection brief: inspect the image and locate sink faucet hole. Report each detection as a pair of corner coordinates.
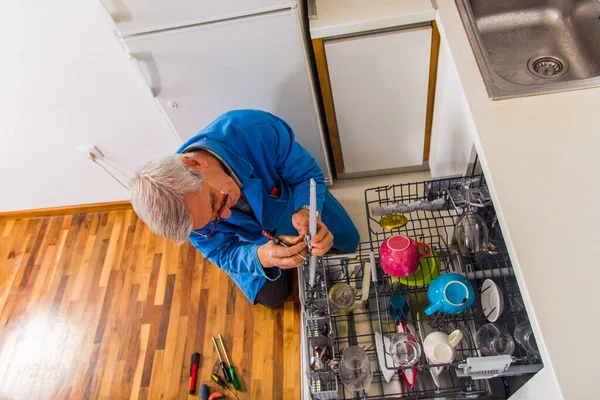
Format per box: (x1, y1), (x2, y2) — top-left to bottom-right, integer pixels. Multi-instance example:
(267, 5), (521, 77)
(527, 56), (568, 78)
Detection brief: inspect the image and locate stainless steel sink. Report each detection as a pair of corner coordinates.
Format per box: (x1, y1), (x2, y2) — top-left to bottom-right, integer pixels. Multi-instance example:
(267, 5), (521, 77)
(456, 0), (600, 99)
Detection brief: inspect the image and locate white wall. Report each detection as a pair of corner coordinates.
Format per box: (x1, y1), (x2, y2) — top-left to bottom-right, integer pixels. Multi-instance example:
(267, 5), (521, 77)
(0, 0), (180, 212)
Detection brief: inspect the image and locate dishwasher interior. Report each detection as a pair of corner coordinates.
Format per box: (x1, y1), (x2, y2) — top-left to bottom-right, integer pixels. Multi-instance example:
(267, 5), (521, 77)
(299, 175), (543, 399)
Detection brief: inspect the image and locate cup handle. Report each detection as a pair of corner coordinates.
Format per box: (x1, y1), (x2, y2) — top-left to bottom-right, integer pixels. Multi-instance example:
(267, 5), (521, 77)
(416, 242), (431, 258)
(424, 301), (443, 316)
(448, 329), (464, 348)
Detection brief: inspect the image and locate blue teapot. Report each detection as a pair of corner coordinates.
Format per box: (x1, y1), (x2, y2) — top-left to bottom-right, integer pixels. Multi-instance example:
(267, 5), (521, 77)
(425, 273), (475, 316)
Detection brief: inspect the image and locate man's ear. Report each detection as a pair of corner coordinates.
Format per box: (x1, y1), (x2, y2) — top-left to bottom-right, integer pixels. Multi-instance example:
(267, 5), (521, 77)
(182, 154), (208, 170)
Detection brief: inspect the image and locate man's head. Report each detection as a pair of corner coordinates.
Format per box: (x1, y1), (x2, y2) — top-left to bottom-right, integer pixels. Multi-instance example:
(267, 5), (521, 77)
(129, 151), (240, 244)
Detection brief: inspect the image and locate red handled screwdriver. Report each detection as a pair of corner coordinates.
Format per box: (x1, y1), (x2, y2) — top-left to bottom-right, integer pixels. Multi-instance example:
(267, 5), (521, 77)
(261, 230), (307, 261)
(189, 352), (200, 394)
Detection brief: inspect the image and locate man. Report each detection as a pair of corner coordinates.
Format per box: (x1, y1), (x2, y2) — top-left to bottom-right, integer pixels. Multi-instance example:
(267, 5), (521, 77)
(130, 110), (359, 307)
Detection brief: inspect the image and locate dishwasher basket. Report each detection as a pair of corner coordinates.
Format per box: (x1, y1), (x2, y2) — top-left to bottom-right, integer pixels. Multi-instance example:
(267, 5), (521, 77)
(300, 175), (543, 399)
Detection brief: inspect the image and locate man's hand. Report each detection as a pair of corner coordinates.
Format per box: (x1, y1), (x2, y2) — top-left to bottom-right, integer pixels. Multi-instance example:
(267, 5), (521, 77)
(257, 235), (307, 269)
(292, 209), (334, 257)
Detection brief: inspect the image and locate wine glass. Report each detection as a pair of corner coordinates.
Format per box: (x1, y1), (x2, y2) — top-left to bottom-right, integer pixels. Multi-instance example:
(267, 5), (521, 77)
(339, 346), (373, 391)
(455, 182), (490, 256)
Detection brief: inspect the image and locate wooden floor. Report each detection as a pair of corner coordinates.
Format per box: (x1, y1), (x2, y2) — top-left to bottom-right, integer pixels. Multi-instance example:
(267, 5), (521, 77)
(0, 211), (301, 400)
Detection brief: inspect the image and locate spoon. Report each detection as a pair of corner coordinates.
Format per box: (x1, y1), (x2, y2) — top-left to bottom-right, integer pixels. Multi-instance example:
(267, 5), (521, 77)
(310, 347), (327, 371)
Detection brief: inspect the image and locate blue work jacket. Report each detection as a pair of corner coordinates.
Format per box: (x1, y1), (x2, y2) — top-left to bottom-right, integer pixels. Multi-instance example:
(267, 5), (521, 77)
(177, 110), (359, 303)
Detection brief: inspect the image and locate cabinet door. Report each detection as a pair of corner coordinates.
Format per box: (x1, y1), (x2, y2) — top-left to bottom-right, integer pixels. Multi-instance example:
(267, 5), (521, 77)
(123, 10), (331, 181)
(324, 26), (431, 174)
(101, 0), (294, 36)
(428, 35), (475, 178)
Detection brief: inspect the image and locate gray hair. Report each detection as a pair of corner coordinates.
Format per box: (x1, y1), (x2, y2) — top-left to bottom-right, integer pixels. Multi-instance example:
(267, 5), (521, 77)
(129, 154), (204, 244)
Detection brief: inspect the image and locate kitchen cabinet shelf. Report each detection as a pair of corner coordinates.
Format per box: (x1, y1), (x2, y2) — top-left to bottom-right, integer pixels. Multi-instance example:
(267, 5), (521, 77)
(300, 175), (542, 399)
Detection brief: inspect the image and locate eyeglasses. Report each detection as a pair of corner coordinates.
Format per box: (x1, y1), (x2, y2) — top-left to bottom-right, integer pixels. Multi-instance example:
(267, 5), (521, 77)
(194, 180), (229, 238)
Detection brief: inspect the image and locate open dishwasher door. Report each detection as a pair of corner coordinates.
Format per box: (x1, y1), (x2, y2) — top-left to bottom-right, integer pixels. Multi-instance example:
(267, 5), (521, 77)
(299, 175), (543, 399)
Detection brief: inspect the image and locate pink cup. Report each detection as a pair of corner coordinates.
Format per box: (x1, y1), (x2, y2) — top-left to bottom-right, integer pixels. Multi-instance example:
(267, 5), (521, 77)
(380, 235), (431, 277)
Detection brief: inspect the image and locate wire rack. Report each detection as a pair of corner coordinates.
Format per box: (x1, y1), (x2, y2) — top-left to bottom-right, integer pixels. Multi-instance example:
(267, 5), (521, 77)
(301, 175), (543, 399)
(364, 176), (541, 365)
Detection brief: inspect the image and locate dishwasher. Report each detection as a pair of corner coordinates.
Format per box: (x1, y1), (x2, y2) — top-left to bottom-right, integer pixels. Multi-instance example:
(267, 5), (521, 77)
(298, 175), (543, 399)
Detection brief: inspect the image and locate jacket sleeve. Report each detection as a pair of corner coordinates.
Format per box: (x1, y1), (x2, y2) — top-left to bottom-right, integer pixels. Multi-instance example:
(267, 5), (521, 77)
(267, 114), (326, 213)
(188, 231), (281, 280)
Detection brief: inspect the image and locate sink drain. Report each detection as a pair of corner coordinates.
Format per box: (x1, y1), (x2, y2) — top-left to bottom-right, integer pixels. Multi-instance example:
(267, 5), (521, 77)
(528, 56), (568, 78)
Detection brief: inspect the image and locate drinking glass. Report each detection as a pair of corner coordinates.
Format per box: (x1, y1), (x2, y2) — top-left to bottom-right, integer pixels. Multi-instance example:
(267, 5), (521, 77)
(476, 323), (515, 356)
(328, 283), (356, 314)
(514, 322), (540, 356)
(340, 346), (373, 391)
(388, 332), (421, 366)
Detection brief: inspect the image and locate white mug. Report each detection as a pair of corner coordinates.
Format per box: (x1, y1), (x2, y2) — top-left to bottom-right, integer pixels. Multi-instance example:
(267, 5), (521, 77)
(423, 330), (463, 364)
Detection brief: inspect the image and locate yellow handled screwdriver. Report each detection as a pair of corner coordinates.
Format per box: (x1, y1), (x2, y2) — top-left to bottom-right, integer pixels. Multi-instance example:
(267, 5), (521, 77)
(211, 374), (239, 400)
(218, 334), (242, 390)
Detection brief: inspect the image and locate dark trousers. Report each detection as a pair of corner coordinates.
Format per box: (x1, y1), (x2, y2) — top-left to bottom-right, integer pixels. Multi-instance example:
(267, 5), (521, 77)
(255, 269), (291, 308)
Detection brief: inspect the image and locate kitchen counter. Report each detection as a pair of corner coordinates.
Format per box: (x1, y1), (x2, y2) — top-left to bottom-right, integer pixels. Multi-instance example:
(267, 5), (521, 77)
(310, 0), (600, 398)
(309, 0), (435, 38)
(436, 1), (600, 398)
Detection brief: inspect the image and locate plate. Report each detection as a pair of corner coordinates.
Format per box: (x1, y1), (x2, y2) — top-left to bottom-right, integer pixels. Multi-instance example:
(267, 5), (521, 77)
(481, 279), (504, 322)
(374, 332), (396, 383)
(391, 245), (440, 287)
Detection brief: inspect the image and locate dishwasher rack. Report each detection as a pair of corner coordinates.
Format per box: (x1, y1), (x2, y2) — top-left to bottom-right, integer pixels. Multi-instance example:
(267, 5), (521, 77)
(301, 176), (543, 399)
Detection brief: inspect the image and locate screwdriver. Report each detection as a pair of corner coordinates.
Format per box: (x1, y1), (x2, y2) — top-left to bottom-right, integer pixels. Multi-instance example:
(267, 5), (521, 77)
(211, 374), (239, 400)
(212, 336), (231, 382)
(218, 333), (242, 390)
(200, 384), (209, 400)
(261, 230), (307, 261)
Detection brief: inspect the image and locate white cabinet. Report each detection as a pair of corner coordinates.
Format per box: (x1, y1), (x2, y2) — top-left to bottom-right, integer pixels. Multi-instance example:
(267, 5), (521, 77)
(101, 0), (294, 36)
(428, 34), (475, 178)
(324, 26), (432, 175)
(123, 10), (331, 181)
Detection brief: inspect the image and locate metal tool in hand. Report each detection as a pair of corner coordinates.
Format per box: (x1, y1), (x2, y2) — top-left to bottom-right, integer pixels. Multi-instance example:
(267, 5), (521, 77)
(304, 235), (313, 255)
(261, 230), (307, 261)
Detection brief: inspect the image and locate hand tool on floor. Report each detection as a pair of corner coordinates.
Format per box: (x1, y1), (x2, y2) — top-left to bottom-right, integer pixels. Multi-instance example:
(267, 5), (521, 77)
(261, 230), (307, 261)
(212, 336), (231, 382)
(218, 333), (242, 390)
(211, 374), (239, 399)
(200, 384), (209, 400)
(189, 352), (200, 394)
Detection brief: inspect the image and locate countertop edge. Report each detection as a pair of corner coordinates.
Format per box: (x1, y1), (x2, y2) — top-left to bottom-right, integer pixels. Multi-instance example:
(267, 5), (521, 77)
(310, 10), (436, 39)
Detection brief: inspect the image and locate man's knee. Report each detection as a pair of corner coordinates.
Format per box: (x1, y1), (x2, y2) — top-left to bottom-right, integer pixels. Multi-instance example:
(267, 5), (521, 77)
(257, 289), (289, 308)
(255, 269), (291, 308)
